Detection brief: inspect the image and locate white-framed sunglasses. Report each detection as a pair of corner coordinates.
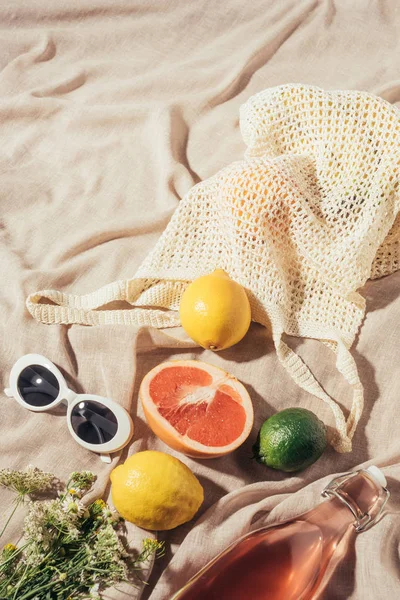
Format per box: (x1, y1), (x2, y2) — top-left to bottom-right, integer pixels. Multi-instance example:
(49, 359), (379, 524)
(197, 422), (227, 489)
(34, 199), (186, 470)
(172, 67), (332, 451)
(4, 354), (134, 463)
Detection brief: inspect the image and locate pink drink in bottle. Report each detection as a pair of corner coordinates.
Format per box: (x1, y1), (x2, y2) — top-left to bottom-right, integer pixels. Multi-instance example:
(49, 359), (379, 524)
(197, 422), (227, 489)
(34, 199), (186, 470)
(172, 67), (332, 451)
(171, 466), (389, 600)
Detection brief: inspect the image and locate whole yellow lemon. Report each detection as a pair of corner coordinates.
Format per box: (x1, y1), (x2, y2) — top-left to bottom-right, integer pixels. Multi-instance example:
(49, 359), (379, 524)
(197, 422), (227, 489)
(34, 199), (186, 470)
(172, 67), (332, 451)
(110, 451), (203, 531)
(179, 269), (251, 351)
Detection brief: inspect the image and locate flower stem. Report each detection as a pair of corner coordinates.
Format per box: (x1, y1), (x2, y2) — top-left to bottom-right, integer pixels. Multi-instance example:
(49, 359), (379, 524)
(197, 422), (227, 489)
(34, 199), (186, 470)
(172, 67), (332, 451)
(0, 500), (20, 541)
(12, 555), (30, 600)
(17, 580), (57, 600)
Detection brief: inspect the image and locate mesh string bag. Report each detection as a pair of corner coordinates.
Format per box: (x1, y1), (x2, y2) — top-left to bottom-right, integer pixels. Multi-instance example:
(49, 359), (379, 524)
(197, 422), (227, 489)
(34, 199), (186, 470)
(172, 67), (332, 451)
(27, 84), (400, 453)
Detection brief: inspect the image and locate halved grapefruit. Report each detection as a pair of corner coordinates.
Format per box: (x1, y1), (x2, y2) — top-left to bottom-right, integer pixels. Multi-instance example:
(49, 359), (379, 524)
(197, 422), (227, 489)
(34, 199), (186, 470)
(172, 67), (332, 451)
(140, 360), (254, 459)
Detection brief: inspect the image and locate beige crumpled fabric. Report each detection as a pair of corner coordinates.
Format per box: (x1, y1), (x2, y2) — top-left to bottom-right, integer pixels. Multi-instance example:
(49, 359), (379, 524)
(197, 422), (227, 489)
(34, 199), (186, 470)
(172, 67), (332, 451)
(27, 84), (400, 453)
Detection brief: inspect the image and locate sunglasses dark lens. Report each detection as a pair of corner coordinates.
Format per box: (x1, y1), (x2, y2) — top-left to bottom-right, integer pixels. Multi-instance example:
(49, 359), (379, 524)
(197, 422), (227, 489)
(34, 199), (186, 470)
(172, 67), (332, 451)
(70, 400), (118, 445)
(17, 365), (60, 407)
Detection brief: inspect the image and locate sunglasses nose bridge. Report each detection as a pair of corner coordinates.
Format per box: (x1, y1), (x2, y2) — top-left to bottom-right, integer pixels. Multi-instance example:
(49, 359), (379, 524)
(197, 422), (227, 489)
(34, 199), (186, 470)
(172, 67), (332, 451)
(65, 389), (78, 404)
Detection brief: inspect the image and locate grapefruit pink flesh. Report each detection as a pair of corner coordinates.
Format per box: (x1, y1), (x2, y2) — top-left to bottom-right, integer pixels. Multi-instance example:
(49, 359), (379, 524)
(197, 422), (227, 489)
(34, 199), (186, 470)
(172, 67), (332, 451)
(148, 366), (247, 447)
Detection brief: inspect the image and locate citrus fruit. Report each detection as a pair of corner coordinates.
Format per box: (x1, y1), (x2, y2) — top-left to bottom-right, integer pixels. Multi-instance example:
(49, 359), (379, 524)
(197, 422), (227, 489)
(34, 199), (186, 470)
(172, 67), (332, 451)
(253, 408), (327, 472)
(110, 451), (203, 530)
(140, 360), (254, 459)
(179, 269), (251, 351)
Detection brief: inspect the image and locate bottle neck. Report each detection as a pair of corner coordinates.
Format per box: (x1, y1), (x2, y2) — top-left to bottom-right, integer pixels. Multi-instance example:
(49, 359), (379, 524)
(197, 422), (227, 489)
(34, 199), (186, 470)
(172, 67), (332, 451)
(303, 494), (355, 544)
(312, 469), (389, 535)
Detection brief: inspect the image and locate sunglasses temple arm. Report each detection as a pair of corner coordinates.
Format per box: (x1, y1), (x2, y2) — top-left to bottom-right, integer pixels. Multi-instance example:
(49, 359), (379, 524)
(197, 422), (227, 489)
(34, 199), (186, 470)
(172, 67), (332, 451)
(22, 386), (58, 399)
(33, 381), (60, 397)
(92, 424), (111, 463)
(92, 423), (106, 445)
(77, 409), (118, 437)
(4, 388), (12, 398)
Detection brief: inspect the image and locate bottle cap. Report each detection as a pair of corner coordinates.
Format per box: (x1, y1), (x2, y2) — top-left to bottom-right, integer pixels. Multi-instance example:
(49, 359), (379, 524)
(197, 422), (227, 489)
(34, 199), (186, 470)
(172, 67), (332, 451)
(366, 465), (387, 488)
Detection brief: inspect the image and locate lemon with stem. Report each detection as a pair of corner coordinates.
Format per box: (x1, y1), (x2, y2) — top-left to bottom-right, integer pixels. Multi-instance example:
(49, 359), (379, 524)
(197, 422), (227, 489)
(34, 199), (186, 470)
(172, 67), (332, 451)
(180, 269), (251, 351)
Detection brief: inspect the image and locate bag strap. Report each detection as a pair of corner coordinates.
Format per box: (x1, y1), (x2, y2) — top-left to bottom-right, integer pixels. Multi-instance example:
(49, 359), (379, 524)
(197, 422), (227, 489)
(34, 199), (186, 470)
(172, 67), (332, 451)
(26, 281), (180, 328)
(274, 332), (363, 453)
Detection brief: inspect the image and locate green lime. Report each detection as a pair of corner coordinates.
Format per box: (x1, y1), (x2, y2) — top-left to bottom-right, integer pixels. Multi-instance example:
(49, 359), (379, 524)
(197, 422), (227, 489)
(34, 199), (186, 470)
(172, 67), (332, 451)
(253, 408), (327, 473)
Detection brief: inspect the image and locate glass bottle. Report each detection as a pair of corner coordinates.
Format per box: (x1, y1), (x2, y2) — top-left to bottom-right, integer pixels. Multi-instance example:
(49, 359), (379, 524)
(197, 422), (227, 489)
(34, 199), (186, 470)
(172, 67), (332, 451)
(171, 466), (390, 600)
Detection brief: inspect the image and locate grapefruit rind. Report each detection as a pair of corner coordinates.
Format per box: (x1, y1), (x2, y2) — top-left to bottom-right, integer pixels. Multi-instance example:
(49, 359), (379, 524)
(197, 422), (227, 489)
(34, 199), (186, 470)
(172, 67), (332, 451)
(140, 360), (254, 459)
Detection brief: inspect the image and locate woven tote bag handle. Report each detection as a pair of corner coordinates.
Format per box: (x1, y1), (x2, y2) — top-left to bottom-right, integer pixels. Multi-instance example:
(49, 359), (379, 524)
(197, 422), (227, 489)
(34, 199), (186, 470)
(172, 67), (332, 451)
(26, 282), (180, 328)
(274, 332), (363, 453)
